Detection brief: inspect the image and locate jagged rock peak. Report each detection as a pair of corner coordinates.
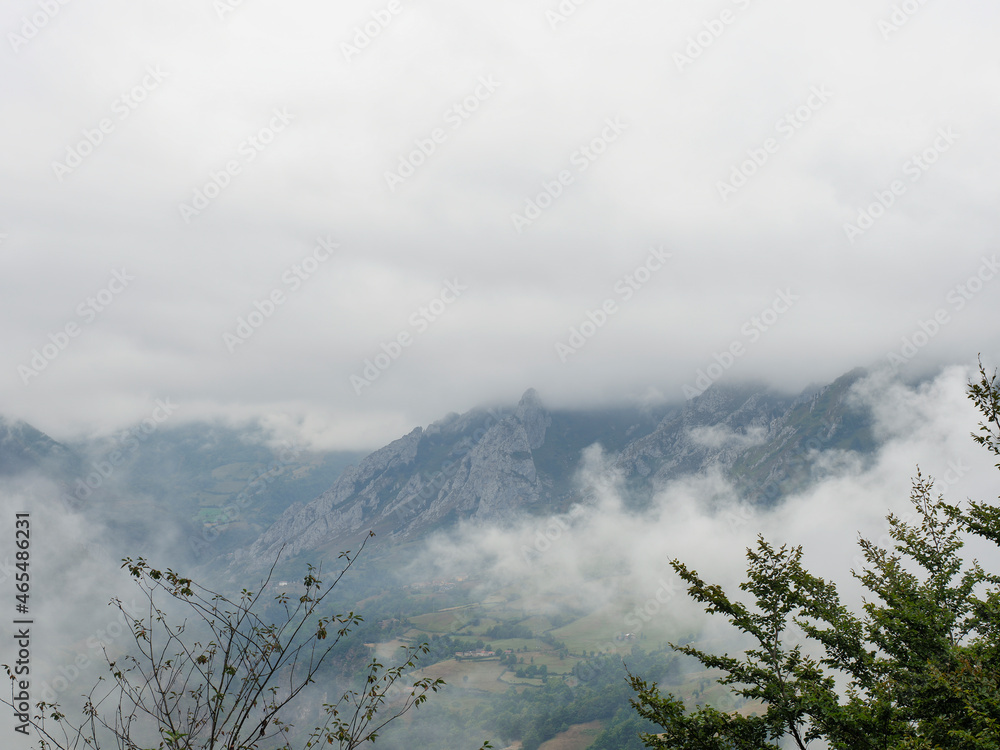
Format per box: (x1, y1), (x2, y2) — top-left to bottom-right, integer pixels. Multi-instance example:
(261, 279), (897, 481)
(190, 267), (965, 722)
(518, 387), (542, 407)
(515, 388), (550, 450)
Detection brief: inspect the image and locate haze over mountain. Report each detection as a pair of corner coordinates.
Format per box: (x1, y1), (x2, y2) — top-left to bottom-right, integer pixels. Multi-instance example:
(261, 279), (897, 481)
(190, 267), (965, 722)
(0, 366), (875, 572)
(234, 369), (876, 573)
(4, 1), (999, 454)
(5, 1), (1000, 747)
(2, 363), (998, 749)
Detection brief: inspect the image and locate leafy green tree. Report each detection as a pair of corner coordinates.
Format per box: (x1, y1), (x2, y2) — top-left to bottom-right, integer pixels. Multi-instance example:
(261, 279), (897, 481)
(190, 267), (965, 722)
(590, 705), (664, 750)
(629, 359), (1000, 749)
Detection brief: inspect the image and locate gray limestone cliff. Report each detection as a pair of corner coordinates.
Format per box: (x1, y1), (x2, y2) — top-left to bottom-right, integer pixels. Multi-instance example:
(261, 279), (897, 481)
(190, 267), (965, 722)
(234, 371), (874, 571)
(235, 389), (552, 567)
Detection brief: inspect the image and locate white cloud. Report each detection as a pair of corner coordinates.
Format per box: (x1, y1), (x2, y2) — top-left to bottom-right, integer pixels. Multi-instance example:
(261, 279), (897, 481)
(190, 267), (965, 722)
(0, 0), (998, 449)
(411, 365), (1000, 649)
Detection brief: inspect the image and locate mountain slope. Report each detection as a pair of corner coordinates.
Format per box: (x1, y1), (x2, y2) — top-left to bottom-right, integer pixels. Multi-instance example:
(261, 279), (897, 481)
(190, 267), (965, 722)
(235, 370), (875, 571)
(0, 416), (79, 477)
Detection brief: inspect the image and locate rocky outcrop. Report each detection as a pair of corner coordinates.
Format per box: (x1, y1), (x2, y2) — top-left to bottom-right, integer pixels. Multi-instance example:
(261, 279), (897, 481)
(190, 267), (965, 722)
(515, 388), (550, 450)
(235, 390), (553, 567)
(236, 427), (426, 563)
(234, 372), (875, 571)
(0, 416), (78, 477)
(612, 385), (790, 486)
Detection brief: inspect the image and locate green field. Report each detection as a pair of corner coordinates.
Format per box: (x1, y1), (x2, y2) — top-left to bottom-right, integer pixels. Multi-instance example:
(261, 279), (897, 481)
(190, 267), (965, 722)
(409, 609), (478, 632)
(411, 658), (512, 694)
(360, 574), (735, 750)
(486, 637), (547, 651)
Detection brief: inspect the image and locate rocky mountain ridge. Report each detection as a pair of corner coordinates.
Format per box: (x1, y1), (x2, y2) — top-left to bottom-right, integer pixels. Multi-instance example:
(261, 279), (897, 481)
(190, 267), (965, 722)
(234, 370), (875, 571)
(0, 415), (79, 477)
(0, 370), (876, 575)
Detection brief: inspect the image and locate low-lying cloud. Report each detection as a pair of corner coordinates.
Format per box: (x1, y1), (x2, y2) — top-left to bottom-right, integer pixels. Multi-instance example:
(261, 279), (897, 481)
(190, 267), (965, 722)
(412, 365), (1000, 653)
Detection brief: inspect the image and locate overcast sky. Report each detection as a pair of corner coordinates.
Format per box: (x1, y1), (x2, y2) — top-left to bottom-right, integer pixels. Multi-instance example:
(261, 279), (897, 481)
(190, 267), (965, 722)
(3, 0), (999, 450)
